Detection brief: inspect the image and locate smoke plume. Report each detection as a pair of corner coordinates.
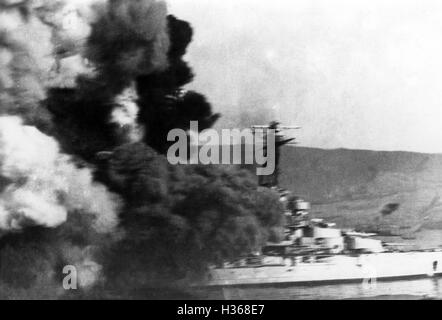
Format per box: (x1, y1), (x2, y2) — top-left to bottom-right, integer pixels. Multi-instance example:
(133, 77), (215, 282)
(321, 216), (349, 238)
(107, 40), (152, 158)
(0, 0), (122, 297)
(110, 83), (145, 143)
(0, 116), (119, 231)
(81, 0), (170, 97)
(0, 0), (284, 299)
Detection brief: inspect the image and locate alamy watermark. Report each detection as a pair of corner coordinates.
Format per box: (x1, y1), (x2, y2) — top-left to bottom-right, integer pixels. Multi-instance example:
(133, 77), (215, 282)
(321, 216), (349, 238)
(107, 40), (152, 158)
(63, 265), (78, 290)
(62, 263), (102, 290)
(166, 121), (276, 175)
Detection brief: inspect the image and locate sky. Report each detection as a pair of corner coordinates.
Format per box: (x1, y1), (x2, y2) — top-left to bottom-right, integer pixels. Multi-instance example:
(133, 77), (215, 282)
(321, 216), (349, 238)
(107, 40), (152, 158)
(168, 0), (442, 153)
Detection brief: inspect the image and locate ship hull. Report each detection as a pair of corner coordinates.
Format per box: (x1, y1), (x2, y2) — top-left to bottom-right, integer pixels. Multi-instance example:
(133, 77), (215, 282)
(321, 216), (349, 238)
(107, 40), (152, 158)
(196, 251), (442, 287)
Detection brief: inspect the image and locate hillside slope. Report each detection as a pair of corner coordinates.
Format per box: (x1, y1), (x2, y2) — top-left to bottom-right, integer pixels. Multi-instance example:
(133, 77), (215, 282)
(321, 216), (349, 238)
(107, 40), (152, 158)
(278, 147), (442, 231)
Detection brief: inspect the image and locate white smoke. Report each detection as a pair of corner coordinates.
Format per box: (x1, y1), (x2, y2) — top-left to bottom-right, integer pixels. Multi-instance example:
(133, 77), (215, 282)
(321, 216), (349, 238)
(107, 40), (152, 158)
(111, 84), (145, 143)
(0, 1), (121, 233)
(35, 0), (107, 87)
(0, 116), (119, 232)
(0, 3), (55, 116)
(0, 0), (107, 96)
(0, 0), (172, 294)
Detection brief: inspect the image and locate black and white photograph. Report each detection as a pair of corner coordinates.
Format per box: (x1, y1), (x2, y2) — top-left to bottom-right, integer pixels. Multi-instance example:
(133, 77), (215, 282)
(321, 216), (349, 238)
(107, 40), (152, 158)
(0, 0), (442, 303)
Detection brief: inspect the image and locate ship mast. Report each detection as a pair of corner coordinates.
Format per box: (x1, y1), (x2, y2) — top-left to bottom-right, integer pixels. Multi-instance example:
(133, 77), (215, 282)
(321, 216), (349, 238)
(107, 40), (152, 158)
(251, 121), (300, 188)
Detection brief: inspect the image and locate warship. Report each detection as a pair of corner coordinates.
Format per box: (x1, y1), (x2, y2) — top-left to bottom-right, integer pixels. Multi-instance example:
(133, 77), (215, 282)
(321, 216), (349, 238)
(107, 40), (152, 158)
(194, 122), (442, 287)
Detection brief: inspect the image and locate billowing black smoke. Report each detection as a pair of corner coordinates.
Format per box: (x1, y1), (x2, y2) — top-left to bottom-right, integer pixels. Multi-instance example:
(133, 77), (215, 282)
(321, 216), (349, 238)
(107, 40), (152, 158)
(95, 143), (284, 298)
(46, 13), (220, 159)
(0, 0), (284, 299)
